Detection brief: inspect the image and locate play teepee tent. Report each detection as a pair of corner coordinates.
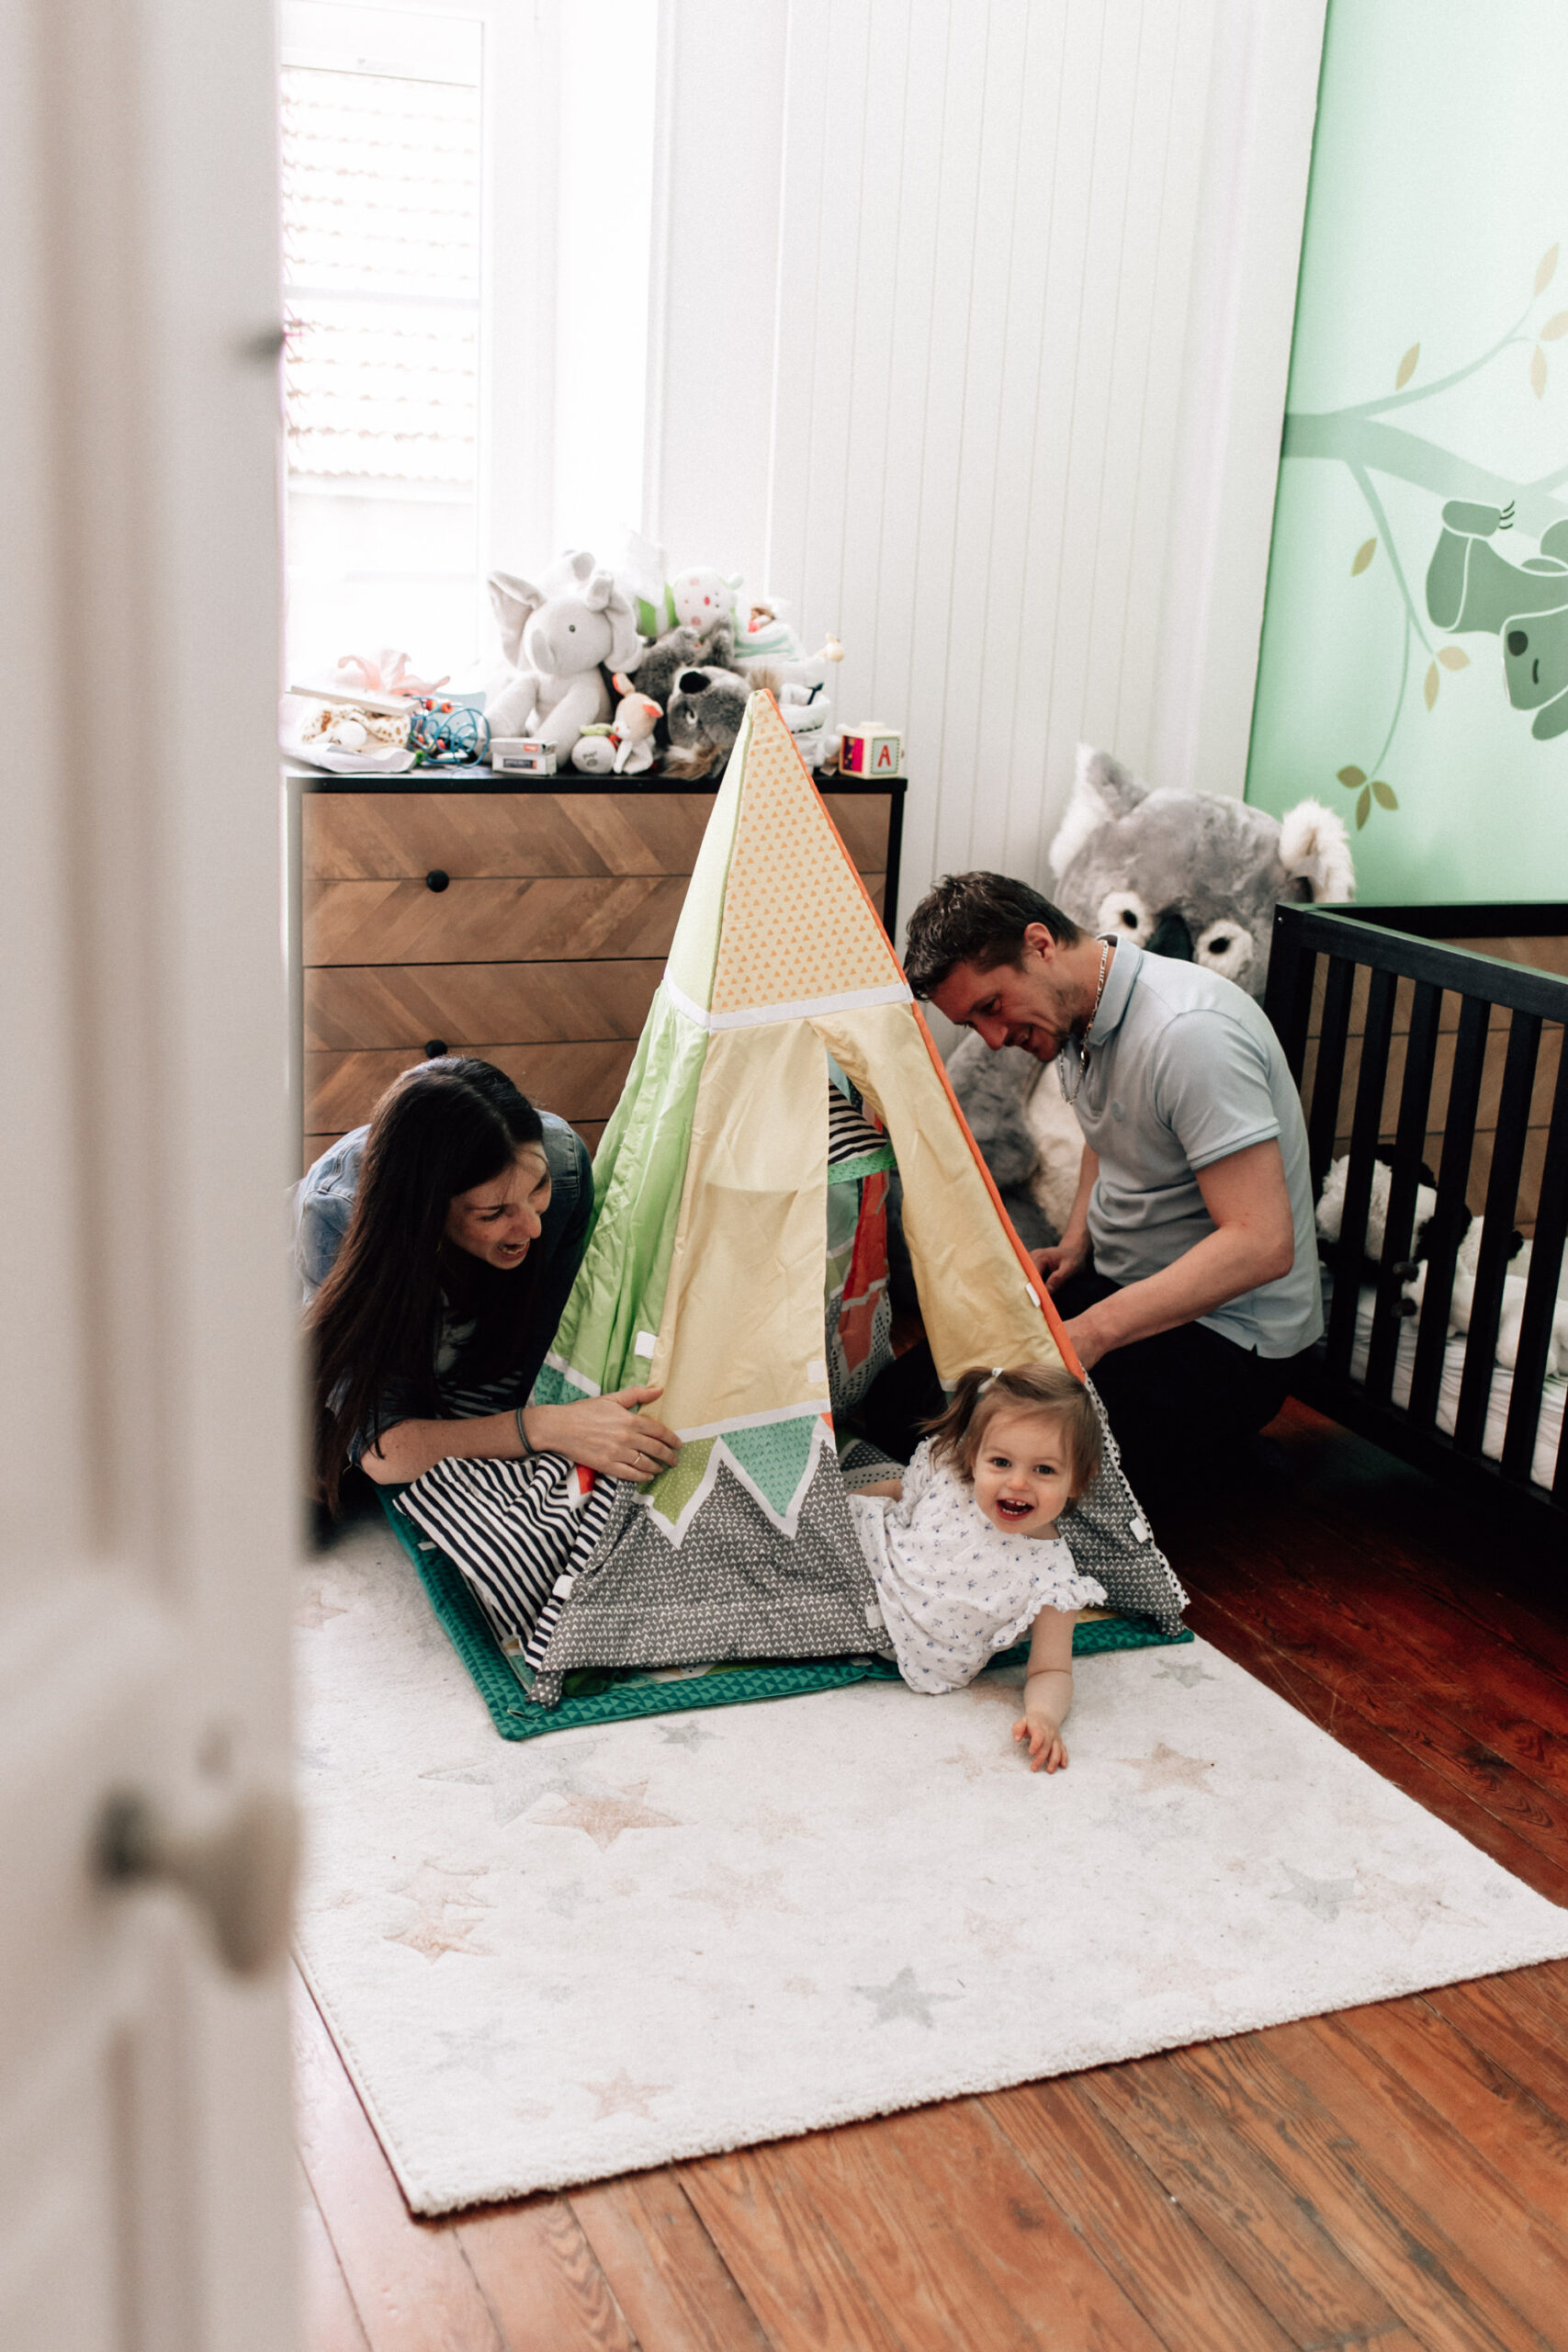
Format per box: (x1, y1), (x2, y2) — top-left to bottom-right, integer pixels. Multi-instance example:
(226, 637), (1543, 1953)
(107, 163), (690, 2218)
(403, 694), (1185, 1701)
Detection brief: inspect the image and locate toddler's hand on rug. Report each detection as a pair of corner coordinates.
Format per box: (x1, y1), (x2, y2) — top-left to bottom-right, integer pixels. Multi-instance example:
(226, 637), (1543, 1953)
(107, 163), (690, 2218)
(1012, 1713), (1068, 1774)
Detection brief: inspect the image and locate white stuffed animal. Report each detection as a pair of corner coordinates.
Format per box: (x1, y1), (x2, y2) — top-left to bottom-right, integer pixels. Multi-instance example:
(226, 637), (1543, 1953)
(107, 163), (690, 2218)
(610, 673), (660, 775)
(486, 551), (642, 758)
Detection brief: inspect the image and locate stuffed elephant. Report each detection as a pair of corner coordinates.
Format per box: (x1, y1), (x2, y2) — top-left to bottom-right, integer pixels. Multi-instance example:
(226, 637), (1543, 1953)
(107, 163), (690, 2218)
(486, 551), (643, 757)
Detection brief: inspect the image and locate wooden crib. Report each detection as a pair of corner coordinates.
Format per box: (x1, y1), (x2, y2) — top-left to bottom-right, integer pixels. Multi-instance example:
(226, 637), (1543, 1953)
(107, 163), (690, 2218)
(1263, 901), (1568, 1522)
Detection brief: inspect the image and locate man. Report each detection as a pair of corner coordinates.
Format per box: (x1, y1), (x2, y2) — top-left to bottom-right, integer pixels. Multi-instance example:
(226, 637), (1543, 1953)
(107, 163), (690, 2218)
(898, 871), (1323, 1495)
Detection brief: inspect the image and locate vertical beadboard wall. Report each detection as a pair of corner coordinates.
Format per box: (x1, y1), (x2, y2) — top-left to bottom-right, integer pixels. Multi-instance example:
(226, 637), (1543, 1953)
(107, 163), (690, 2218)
(645, 0), (1325, 936)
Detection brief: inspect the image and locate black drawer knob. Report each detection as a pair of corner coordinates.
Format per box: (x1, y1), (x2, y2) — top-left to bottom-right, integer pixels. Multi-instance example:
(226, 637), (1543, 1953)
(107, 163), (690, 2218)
(425, 868), (450, 893)
(423, 1039), (448, 1060)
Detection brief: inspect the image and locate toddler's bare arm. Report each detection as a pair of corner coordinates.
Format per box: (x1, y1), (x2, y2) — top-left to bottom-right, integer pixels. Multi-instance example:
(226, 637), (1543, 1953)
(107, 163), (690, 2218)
(1011, 1607), (1078, 1773)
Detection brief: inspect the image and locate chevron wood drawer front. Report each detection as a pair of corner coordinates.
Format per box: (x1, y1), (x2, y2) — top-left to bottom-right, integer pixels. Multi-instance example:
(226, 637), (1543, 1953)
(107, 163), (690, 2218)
(295, 778), (902, 1169)
(305, 1041), (637, 1137)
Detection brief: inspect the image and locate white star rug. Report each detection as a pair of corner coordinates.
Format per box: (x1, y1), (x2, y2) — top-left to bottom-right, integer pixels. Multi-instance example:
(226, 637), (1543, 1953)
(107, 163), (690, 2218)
(294, 1515), (1568, 2213)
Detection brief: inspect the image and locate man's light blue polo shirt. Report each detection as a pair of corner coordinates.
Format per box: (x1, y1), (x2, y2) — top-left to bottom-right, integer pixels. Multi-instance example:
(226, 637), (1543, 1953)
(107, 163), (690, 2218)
(1057, 941), (1322, 1359)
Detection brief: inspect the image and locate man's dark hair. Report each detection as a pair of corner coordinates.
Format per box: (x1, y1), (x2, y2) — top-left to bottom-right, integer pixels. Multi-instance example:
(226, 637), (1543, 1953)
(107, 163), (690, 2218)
(901, 871), (1082, 998)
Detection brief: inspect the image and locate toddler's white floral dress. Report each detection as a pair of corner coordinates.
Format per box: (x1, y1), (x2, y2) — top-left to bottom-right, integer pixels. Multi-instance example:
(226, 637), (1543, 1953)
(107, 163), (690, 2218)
(849, 1438), (1106, 1694)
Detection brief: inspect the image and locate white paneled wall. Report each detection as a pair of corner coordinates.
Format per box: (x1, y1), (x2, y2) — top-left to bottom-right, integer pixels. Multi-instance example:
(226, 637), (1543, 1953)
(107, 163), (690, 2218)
(645, 0), (1325, 935)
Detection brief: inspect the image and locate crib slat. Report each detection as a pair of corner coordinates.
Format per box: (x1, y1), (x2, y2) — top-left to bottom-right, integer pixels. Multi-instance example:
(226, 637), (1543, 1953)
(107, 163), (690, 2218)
(1453, 1011), (1540, 1456)
(1408, 994), (1489, 1428)
(1366, 979), (1442, 1405)
(1265, 908), (1315, 1079)
(1306, 956), (1355, 1204)
(1502, 1035), (1568, 1488)
(1324, 966), (1398, 1378)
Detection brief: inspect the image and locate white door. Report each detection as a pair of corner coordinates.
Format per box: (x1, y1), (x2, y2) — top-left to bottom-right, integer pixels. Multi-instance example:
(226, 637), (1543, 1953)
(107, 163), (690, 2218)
(1, 0), (299, 2346)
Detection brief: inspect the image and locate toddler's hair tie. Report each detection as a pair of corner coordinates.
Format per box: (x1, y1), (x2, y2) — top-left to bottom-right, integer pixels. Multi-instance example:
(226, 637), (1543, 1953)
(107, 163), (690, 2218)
(978, 1366), (1004, 1393)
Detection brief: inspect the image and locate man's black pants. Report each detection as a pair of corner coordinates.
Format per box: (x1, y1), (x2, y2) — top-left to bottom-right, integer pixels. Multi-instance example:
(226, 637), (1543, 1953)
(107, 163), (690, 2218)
(853, 1261), (1299, 1501)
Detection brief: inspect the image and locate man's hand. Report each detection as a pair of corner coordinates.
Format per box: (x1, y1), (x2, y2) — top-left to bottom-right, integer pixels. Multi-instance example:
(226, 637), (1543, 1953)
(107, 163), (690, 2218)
(1031, 1236), (1089, 1295)
(525, 1386), (682, 1482)
(1011, 1713), (1069, 1773)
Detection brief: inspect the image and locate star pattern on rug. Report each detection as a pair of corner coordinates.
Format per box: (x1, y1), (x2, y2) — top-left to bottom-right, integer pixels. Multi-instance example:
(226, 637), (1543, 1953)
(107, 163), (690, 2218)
(1154, 1657), (1215, 1688)
(528, 1779), (681, 1851)
(677, 1860), (801, 1928)
(939, 1743), (1014, 1784)
(739, 1801), (822, 1846)
(1117, 1741), (1216, 1794)
(962, 1908), (1027, 1958)
(1275, 1861), (1359, 1920)
(1351, 1871), (1466, 1934)
(581, 2070), (671, 2121)
(853, 1965), (959, 2029)
(387, 1861), (493, 1962)
(964, 1673), (1027, 1710)
(432, 2021), (508, 2076)
(658, 1720), (716, 1749)
(294, 1585), (348, 1630)
(422, 1738), (611, 1826)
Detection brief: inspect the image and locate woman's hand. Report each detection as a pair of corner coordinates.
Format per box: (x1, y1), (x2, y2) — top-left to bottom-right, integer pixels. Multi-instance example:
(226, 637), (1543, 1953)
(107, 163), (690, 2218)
(1011, 1713), (1069, 1773)
(523, 1385), (682, 1482)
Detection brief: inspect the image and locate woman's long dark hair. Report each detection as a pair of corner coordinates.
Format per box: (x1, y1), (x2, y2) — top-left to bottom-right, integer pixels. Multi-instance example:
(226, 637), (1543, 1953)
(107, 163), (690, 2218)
(308, 1058), (546, 1511)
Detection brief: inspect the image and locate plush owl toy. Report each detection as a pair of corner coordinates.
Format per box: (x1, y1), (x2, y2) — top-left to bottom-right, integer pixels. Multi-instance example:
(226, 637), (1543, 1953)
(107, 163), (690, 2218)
(948, 745), (1356, 1242)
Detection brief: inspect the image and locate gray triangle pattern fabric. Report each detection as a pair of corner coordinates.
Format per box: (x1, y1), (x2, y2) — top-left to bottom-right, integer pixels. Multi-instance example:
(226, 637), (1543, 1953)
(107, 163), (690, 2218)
(527, 1450), (897, 1709)
(1063, 1380), (1188, 1633)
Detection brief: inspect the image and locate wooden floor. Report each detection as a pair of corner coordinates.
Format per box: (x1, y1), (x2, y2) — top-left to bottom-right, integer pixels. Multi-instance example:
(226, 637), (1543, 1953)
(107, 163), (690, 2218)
(295, 1404), (1568, 2352)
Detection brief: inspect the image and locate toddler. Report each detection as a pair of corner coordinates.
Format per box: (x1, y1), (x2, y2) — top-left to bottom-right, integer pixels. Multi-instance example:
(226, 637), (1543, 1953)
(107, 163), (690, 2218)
(851, 1363), (1105, 1771)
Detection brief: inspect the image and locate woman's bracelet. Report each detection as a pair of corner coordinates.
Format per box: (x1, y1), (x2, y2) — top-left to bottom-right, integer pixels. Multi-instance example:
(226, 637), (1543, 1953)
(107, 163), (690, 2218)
(514, 1404), (535, 1458)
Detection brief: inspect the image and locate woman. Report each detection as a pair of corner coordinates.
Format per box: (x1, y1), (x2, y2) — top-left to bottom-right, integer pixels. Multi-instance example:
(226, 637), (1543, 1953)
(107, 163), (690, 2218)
(299, 1057), (680, 1513)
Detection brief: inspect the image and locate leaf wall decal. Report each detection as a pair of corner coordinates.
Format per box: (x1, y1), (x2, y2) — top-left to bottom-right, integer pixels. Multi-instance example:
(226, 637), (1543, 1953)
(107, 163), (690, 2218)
(1351, 537), (1377, 575)
(1437, 645), (1469, 670)
(1536, 243), (1560, 296)
(1371, 780), (1398, 809)
(1336, 764), (1366, 787)
(1424, 662), (1439, 709)
(1395, 342), (1419, 388)
(1355, 786), (1371, 829)
(1531, 345), (1548, 399)
(1542, 310), (1568, 341)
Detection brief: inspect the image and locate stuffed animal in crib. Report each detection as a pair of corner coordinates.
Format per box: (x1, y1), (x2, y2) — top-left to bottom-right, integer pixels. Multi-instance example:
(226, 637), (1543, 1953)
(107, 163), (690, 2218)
(485, 551), (643, 758)
(949, 743), (1359, 1240)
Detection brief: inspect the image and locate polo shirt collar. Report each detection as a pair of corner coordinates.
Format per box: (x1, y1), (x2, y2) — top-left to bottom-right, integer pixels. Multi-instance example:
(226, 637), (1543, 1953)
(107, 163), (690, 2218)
(1084, 935), (1139, 1046)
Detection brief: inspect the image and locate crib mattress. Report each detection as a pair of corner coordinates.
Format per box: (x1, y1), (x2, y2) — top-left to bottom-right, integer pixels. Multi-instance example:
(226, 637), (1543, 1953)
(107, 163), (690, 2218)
(1342, 1284), (1564, 1492)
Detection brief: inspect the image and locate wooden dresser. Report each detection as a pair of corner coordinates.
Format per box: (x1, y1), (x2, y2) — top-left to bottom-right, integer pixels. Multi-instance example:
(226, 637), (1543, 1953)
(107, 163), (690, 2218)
(292, 770), (906, 1173)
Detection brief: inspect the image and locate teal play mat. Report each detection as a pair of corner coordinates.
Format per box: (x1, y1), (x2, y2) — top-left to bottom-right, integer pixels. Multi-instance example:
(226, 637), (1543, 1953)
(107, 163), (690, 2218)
(379, 1490), (1192, 1741)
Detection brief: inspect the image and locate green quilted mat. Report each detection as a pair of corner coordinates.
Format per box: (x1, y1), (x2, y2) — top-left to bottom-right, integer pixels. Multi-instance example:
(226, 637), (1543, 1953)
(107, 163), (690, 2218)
(378, 1489), (1193, 1742)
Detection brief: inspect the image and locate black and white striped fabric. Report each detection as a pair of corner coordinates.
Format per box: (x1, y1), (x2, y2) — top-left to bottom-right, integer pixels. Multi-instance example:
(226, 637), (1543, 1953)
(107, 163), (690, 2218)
(828, 1090), (894, 1173)
(396, 1452), (619, 1673)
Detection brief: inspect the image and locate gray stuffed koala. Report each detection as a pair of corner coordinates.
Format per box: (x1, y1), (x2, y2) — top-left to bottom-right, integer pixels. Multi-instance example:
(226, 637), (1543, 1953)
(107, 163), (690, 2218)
(1048, 744), (1354, 1001)
(948, 744), (1355, 1242)
(631, 622), (754, 778)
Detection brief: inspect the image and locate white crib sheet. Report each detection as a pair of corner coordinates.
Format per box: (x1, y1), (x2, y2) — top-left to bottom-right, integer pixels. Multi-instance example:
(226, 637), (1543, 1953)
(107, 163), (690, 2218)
(1339, 1285), (1565, 1492)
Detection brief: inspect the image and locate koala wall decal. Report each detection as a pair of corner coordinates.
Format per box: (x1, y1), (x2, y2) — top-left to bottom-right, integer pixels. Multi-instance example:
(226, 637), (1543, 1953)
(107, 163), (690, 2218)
(1426, 500), (1568, 740)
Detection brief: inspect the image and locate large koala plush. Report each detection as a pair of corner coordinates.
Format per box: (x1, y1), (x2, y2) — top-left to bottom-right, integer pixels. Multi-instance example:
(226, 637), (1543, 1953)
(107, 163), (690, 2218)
(1426, 499), (1568, 739)
(949, 744), (1355, 1241)
(631, 620), (754, 779)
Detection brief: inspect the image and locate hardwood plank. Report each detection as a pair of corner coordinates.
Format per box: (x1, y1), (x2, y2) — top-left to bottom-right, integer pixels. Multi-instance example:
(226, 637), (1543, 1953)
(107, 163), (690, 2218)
(1083, 2051), (1407, 2346)
(305, 1043), (637, 1136)
(1423, 1968), (1568, 2128)
(456, 2200), (638, 2352)
(303, 876), (692, 967)
(984, 2076), (1295, 2352)
(680, 2143), (909, 2352)
(1171, 2030), (1551, 2351)
(870, 2098), (1168, 2351)
(291, 1973), (506, 2352)
(1329, 1998), (1568, 2241)
(570, 2171), (775, 2352)
(305, 963), (666, 1052)
(1262, 2014), (1568, 2350)
(774, 2111), (1078, 2352)
(303, 792), (718, 881)
(1182, 1587), (1568, 1904)
(299, 2154), (373, 2352)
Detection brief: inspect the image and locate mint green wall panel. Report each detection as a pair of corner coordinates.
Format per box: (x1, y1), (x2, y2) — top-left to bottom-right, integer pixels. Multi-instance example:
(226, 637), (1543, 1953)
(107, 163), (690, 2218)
(1246, 0), (1568, 902)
